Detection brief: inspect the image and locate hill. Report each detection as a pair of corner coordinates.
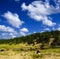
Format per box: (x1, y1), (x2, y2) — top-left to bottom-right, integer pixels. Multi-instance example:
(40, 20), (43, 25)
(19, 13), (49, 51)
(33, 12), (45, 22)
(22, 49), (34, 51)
(0, 30), (60, 59)
(0, 30), (60, 48)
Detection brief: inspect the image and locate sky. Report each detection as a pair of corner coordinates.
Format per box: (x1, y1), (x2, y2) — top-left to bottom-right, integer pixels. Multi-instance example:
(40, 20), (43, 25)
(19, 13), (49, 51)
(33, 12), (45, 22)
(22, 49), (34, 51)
(0, 0), (60, 39)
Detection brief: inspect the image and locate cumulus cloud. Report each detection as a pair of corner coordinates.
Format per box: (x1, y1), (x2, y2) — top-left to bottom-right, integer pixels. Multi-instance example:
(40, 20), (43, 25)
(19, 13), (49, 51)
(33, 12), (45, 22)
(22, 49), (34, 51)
(57, 27), (60, 31)
(20, 28), (29, 36)
(40, 31), (45, 33)
(0, 25), (29, 39)
(20, 31), (26, 36)
(21, 0), (60, 26)
(9, 33), (16, 38)
(20, 28), (29, 32)
(42, 16), (56, 26)
(2, 11), (24, 28)
(0, 25), (17, 39)
(40, 28), (50, 33)
(44, 28), (50, 31)
(1, 33), (16, 39)
(0, 25), (15, 32)
(33, 31), (36, 33)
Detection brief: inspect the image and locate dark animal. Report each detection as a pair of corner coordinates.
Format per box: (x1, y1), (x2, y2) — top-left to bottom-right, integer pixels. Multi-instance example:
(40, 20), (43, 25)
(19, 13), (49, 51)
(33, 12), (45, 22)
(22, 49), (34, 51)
(36, 50), (40, 54)
(0, 49), (5, 51)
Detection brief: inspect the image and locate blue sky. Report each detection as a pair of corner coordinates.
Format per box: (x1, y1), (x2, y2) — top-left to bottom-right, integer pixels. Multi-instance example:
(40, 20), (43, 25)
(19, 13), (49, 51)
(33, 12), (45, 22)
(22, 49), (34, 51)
(0, 0), (60, 39)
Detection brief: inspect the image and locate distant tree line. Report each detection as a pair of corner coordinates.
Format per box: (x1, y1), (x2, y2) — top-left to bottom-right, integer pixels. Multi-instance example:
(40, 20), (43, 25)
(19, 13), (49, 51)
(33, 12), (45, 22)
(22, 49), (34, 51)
(0, 30), (60, 48)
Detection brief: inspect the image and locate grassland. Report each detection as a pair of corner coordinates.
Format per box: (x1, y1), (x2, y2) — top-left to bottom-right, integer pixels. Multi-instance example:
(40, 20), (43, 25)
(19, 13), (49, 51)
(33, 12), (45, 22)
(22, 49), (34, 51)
(0, 43), (60, 59)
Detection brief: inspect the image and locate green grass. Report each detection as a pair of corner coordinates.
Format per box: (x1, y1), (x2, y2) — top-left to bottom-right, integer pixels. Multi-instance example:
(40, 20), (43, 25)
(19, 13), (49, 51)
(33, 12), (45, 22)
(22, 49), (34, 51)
(0, 44), (60, 59)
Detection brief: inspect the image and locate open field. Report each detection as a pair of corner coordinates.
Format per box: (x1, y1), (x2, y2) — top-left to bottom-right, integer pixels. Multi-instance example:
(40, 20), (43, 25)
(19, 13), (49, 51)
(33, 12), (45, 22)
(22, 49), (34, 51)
(0, 44), (60, 59)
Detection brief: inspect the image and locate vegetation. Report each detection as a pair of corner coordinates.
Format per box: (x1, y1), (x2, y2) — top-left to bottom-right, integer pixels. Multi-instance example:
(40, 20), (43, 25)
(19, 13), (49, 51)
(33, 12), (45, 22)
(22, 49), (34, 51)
(0, 30), (60, 48)
(0, 30), (60, 59)
(0, 44), (60, 59)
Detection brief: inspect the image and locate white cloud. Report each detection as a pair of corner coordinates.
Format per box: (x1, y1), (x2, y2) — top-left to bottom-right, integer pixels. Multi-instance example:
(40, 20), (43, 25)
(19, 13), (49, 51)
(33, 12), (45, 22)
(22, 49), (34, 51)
(0, 25), (18, 39)
(1, 33), (16, 39)
(0, 25), (15, 32)
(20, 28), (29, 36)
(0, 26), (16, 39)
(42, 16), (56, 26)
(9, 33), (16, 38)
(33, 31), (36, 33)
(57, 27), (60, 31)
(57, 25), (60, 31)
(20, 31), (26, 36)
(2, 11), (24, 28)
(21, 0), (60, 26)
(40, 28), (49, 33)
(40, 31), (45, 33)
(0, 25), (29, 39)
(20, 28), (29, 32)
(52, 25), (60, 31)
(44, 28), (50, 31)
